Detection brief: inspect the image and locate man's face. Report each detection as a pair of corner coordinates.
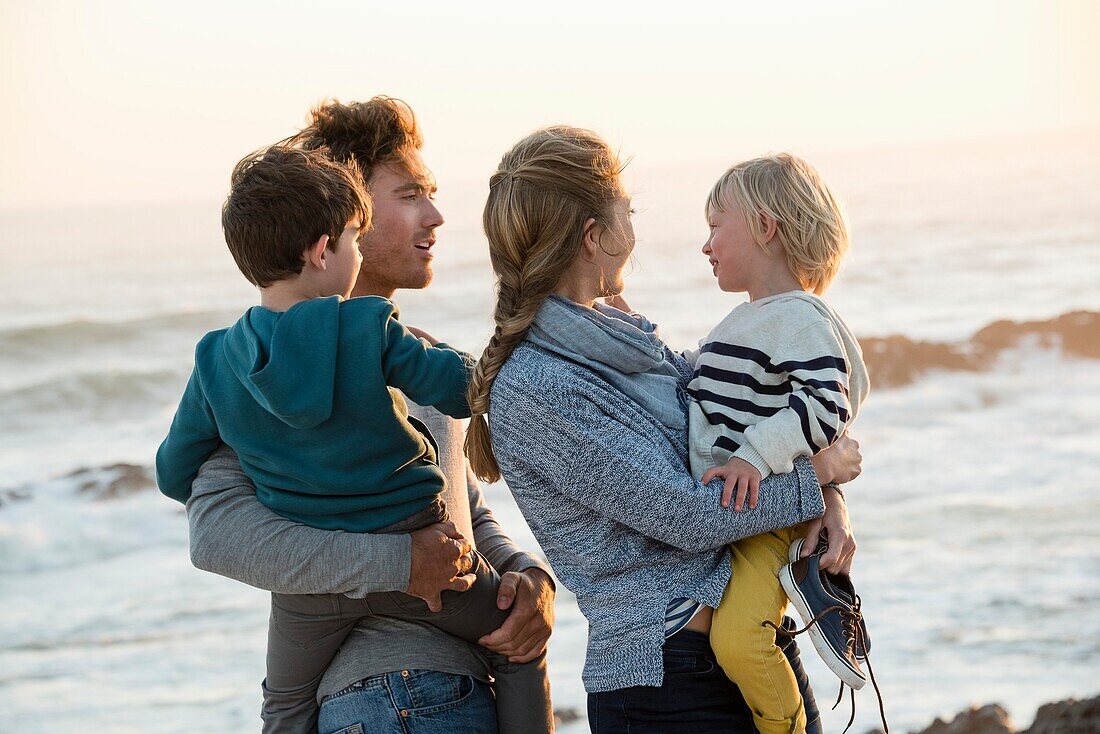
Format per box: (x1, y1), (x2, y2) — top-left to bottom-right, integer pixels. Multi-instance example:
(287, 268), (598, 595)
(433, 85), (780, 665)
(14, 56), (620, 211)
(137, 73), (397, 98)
(352, 150), (444, 298)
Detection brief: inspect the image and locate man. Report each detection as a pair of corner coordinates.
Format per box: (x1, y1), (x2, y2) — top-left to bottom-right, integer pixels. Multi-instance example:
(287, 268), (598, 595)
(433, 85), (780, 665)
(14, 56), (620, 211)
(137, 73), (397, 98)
(186, 97), (555, 733)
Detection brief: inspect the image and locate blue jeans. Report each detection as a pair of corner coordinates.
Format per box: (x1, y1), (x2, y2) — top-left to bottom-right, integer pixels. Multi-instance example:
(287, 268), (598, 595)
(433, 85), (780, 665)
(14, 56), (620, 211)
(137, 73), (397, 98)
(587, 623), (821, 734)
(317, 669), (497, 734)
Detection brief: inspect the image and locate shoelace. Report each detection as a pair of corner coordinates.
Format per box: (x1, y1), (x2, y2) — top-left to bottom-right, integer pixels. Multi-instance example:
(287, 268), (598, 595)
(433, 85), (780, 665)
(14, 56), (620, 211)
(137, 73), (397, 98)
(764, 597), (889, 734)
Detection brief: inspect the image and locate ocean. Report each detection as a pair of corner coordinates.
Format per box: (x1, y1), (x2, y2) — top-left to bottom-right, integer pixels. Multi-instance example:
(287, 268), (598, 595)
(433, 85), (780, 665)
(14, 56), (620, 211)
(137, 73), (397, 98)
(2, 128), (1098, 733)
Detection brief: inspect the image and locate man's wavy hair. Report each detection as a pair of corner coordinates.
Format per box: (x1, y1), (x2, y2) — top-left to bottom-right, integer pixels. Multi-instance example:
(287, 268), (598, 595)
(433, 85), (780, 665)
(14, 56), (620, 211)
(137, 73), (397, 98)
(289, 96), (424, 178)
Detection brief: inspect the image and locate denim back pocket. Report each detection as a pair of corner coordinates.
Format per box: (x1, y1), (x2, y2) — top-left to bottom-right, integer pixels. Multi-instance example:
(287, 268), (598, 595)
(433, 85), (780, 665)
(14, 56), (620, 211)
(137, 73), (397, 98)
(399, 670), (476, 714)
(326, 725), (364, 734)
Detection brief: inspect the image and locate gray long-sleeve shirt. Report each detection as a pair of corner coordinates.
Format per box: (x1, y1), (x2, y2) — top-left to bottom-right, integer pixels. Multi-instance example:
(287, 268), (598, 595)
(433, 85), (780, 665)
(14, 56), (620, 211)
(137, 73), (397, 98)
(186, 402), (551, 701)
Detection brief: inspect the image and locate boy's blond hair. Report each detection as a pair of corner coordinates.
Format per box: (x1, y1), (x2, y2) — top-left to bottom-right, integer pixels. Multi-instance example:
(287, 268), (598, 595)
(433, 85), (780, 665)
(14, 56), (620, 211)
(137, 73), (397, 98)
(707, 153), (850, 295)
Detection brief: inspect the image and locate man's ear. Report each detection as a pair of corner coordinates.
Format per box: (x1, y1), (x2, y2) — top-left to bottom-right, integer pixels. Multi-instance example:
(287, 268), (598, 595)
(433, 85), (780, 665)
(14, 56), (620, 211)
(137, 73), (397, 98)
(305, 235), (330, 270)
(580, 217), (601, 262)
(758, 212), (778, 246)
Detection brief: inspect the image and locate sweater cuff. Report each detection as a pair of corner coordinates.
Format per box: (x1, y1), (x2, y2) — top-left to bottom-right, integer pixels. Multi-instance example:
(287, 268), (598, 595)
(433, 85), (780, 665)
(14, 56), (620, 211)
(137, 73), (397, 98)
(492, 550), (556, 591)
(435, 342), (476, 364)
(794, 456), (827, 523)
(513, 557), (556, 592)
(733, 442), (773, 480)
(346, 532), (413, 598)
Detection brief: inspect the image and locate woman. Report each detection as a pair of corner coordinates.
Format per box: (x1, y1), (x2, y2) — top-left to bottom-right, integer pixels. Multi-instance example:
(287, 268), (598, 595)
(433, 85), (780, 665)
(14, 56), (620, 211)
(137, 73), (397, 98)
(464, 126), (861, 733)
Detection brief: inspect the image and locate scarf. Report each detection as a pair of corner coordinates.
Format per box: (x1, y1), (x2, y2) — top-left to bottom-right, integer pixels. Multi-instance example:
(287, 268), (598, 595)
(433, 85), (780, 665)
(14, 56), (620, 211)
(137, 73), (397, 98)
(525, 295), (687, 433)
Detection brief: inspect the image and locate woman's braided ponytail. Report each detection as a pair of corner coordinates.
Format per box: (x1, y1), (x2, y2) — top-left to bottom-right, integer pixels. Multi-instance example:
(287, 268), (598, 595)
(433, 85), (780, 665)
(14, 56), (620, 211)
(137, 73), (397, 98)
(465, 126), (625, 481)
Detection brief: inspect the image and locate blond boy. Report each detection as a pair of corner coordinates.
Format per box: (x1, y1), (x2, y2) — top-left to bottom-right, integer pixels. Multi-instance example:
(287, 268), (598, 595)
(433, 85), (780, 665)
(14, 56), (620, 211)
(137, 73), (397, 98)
(686, 154), (870, 734)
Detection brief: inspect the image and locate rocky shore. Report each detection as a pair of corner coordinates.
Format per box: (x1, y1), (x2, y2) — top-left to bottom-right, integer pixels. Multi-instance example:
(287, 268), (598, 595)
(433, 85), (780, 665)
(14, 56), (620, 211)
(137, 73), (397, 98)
(549, 695), (1100, 733)
(859, 310), (1100, 387)
(863, 694), (1100, 734)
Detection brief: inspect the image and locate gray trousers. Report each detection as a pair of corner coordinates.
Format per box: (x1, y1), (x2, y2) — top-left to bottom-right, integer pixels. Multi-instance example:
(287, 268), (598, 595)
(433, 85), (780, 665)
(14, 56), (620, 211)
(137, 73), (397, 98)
(260, 500), (552, 734)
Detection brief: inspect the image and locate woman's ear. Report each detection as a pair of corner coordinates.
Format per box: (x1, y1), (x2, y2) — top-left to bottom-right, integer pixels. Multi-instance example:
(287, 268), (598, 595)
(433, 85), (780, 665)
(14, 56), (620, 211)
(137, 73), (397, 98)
(758, 212), (778, 246)
(580, 217), (601, 262)
(305, 234), (330, 270)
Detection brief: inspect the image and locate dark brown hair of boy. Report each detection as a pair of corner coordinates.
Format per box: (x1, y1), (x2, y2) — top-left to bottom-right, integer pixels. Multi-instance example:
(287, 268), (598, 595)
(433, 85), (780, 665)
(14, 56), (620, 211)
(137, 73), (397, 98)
(221, 146), (371, 288)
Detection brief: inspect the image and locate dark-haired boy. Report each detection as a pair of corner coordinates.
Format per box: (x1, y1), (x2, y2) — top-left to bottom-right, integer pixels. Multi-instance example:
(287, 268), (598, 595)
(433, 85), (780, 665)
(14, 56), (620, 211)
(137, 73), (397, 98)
(156, 145), (551, 734)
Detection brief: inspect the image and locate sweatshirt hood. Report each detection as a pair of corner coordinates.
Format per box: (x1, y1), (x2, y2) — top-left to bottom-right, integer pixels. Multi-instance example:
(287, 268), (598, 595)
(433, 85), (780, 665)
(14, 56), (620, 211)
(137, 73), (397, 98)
(223, 297), (341, 428)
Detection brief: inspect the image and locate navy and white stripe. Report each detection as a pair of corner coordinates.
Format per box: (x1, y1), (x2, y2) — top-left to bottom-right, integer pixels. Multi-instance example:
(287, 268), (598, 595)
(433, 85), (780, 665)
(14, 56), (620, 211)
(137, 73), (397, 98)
(665, 597), (703, 637)
(686, 292), (869, 480)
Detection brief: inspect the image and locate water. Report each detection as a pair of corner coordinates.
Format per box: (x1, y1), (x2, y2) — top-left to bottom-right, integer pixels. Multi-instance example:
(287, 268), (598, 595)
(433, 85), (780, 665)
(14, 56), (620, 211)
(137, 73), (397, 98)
(1, 128), (1098, 732)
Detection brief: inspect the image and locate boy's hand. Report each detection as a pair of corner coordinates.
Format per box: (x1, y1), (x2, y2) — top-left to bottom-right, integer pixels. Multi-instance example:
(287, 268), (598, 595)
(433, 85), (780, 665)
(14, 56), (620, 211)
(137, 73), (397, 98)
(406, 325), (440, 345)
(603, 294), (632, 313)
(702, 458), (762, 511)
(811, 433), (862, 485)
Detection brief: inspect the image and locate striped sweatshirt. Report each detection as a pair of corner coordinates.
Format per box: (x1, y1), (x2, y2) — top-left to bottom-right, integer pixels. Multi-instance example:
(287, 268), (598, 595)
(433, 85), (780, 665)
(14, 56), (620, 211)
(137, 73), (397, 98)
(686, 291), (869, 481)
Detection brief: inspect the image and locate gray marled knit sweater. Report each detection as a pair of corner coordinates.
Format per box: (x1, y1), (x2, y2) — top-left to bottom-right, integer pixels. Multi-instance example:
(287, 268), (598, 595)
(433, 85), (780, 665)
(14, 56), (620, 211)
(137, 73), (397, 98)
(489, 301), (825, 693)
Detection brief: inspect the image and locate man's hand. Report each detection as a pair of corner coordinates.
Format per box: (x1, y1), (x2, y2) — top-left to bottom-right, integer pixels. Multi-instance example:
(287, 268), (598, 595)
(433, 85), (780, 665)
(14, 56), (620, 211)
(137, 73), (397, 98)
(702, 458), (762, 511)
(800, 486), (856, 574)
(407, 521), (476, 612)
(478, 568), (556, 663)
(810, 433), (862, 485)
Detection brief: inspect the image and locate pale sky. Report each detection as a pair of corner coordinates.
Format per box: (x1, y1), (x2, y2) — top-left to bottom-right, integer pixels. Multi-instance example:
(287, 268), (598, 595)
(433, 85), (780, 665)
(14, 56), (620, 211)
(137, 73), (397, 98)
(1, 0), (1097, 209)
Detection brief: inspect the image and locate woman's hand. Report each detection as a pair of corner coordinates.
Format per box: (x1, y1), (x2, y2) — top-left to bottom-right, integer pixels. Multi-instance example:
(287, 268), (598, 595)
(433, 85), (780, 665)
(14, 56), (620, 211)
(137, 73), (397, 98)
(800, 486), (856, 574)
(810, 433), (861, 485)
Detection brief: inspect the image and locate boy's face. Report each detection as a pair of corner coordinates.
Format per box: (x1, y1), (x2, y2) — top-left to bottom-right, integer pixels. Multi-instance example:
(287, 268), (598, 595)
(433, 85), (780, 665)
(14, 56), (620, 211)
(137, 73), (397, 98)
(330, 221), (365, 299)
(702, 202), (767, 293)
(352, 150), (445, 299)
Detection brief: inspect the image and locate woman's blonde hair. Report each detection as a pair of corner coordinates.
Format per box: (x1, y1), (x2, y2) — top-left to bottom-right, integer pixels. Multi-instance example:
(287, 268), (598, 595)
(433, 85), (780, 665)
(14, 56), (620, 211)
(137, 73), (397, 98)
(465, 126), (626, 482)
(707, 153), (850, 295)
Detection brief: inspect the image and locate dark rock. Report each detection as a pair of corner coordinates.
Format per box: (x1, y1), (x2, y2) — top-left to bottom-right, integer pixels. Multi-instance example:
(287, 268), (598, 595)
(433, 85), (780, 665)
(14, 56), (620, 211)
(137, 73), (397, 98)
(859, 334), (983, 387)
(0, 487), (31, 508)
(69, 463), (154, 500)
(857, 310), (1100, 389)
(1024, 695), (1100, 734)
(554, 707), (582, 725)
(862, 695), (1100, 734)
(973, 311), (1100, 359)
(909, 704), (1014, 734)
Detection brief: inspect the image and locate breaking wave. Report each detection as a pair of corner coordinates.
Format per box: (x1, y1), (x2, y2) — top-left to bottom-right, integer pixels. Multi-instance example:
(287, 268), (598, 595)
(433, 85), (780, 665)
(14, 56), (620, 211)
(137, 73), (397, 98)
(0, 369), (183, 422)
(0, 309), (238, 359)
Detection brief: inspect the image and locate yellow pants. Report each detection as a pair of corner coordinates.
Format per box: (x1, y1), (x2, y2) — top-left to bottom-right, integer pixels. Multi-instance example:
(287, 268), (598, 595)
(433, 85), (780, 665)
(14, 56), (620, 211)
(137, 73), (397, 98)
(710, 526), (807, 734)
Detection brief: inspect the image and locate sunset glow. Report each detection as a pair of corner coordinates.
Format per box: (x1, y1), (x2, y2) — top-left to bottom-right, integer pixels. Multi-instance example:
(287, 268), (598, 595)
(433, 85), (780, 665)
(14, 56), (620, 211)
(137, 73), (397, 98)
(2, 0), (1098, 209)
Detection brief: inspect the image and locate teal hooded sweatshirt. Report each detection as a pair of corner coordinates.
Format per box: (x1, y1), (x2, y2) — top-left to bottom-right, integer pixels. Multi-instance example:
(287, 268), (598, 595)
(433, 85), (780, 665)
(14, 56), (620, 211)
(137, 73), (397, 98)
(155, 295), (475, 532)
